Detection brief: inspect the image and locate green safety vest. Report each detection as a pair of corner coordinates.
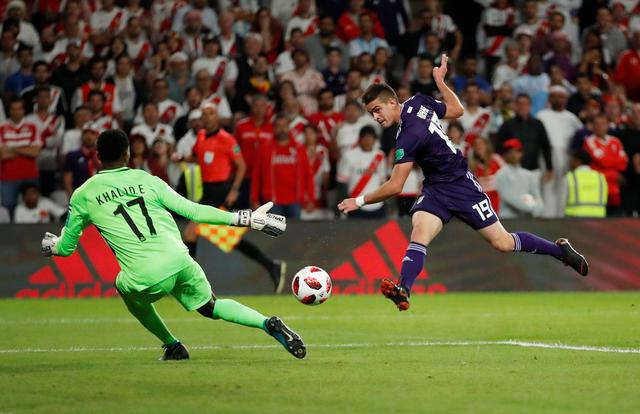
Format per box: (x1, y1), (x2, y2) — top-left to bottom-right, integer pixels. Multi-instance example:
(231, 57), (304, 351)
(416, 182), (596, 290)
(565, 168), (608, 218)
(180, 162), (203, 203)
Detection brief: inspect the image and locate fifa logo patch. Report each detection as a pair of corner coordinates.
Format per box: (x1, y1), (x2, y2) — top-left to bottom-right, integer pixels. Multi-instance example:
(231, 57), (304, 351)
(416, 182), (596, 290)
(395, 148), (405, 162)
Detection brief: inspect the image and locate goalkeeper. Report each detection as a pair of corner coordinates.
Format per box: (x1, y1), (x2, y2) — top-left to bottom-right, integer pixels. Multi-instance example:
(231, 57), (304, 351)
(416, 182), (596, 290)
(41, 129), (305, 360)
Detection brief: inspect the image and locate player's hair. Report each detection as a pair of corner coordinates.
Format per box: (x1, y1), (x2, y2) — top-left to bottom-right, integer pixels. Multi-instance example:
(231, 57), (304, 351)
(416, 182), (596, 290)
(361, 83), (399, 106)
(98, 129), (130, 163)
(571, 149), (591, 165)
(359, 125), (377, 139)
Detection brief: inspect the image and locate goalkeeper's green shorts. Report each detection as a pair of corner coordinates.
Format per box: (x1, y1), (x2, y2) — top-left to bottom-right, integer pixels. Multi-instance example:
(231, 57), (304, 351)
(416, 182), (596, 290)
(116, 260), (213, 311)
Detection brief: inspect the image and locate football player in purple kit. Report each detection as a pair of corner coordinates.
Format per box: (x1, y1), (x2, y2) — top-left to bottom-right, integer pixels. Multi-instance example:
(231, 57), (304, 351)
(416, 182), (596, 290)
(338, 54), (589, 311)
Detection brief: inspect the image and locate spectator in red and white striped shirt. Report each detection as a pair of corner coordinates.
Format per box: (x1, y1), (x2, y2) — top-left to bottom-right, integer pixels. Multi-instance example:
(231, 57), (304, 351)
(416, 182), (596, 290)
(0, 98), (41, 215)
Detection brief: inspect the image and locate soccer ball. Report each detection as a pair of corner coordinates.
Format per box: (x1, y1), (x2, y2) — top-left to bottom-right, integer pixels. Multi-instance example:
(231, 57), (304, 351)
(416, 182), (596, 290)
(292, 266), (332, 305)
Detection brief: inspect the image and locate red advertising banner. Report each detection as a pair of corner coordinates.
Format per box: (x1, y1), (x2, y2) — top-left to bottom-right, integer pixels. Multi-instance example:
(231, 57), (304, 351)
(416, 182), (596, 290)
(1, 219), (639, 298)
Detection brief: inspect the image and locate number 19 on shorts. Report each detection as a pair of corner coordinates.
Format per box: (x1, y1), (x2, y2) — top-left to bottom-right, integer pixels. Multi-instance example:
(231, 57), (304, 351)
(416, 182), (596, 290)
(472, 199), (494, 221)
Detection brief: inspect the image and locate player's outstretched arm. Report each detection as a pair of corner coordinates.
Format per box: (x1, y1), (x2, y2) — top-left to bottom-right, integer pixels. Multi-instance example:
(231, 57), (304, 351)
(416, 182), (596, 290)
(433, 54), (464, 119)
(338, 162), (413, 214)
(157, 179), (286, 237)
(41, 195), (89, 257)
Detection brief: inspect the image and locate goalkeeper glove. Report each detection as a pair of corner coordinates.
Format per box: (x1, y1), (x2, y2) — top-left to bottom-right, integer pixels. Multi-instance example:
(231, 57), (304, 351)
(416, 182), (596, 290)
(233, 201), (286, 237)
(41, 232), (60, 257)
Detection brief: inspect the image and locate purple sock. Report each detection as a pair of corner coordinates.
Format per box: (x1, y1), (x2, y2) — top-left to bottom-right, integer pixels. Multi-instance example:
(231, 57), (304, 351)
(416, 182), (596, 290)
(399, 242), (427, 294)
(512, 232), (562, 259)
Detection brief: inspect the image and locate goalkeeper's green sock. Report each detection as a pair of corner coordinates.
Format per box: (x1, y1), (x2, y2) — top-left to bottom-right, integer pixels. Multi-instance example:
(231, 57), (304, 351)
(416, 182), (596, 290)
(212, 299), (268, 331)
(121, 297), (177, 345)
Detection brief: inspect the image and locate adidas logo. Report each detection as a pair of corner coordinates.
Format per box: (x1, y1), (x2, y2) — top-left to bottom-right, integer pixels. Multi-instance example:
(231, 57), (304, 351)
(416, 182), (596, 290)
(402, 256), (413, 263)
(329, 221), (447, 295)
(17, 226), (121, 298)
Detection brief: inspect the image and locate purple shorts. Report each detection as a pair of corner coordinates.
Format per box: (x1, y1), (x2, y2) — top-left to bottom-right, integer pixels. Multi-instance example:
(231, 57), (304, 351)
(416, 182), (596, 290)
(410, 171), (499, 230)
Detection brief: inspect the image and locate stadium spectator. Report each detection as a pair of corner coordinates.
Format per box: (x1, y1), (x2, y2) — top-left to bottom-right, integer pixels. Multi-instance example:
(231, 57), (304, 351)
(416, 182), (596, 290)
(548, 63), (576, 95)
(348, 12), (390, 59)
(20, 61), (66, 115)
(459, 82), (492, 155)
(477, 0), (517, 77)
(490, 83), (515, 133)
(408, 56), (438, 98)
(173, 87), (203, 140)
(308, 88), (344, 147)
(191, 36), (230, 96)
(72, 57), (121, 119)
(613, 29), (640, 103)
(447, 121), (465, 153)
(497, 94), (553, 179)
(87, 90), (118, 130)
(233, 33), (265, 112)
(165, 51), (191, 103)
(336, 0), (385, 43)
(492, 41), (524, 90)
(251, 7), (284, 64)
(581, 7), (626, 67)
(302, 124), (330, 220)
(510, 54), (550, 114)
(234, 95), (274, 208)
(583, 113), (629, 215)
(172, 0), (219, 35)
(13, 183), (65, 223)
(128, 134), (149, 170)
(63, 123), (100, 197)
(0, 98), (41, 215)
(0, 30), (20, 92)
(616, 103), (640, 217)
(281, 97), (308, 144)
(109, 54), (139, 130)
(130, 102), (175, 147)
(89, 0), (126, 50)
(146, 139), (171, 184)
(335, 100), (379, 158)
(366, 0), (410, 46)
(567, 73), (603, 122)
(251, 113), (315, 218)
(536, 86), (583, 218)
(284, 0), (317, 42)
(575, 46), (613, 93)
(50, 39), (88, 113)
(563, 149), (608, 218)
(468, 138), (503, 213)
(337, 125), (387, 219)
(60, 106), (91, 156)
(1, 0), (41, 53)
(26, 87), (65, 196)
(495, 138), (544, 219)
(305, 16), (349, 72)
(452, 56), (491, 97)
(280, 48), (326, 115)
(174, 109), (203, 159)
(124, 16), (153, 72)
(147, 78), (184, 127)
(4, 43), (34, 99)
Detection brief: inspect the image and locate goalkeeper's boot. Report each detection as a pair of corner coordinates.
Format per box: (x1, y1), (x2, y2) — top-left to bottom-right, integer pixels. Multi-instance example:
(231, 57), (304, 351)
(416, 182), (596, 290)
(270, 260), (287, 294)
(160, 341), (190, 361)
(265, 316), (306, 359)
(556, 238), (589, 276)
(380, 278), (410, 311)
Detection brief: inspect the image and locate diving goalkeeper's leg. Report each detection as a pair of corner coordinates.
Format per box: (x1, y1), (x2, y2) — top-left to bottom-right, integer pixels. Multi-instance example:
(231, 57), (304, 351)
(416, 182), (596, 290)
(119, 293), (189, 360)
(197, 297), (305, 359)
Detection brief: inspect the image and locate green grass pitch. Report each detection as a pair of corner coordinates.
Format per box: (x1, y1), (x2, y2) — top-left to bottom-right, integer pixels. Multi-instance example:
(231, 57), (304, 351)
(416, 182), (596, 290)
(1, 292), (639, 414)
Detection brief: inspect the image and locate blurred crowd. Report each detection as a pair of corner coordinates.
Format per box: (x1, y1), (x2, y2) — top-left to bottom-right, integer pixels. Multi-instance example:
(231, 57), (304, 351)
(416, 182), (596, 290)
(0, 0), (639, 224)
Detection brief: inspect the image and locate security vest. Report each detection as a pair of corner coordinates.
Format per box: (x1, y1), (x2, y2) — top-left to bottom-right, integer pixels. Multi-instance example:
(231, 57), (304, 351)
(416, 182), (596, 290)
(180, 162), (203, 202)
(565, 166), (608, 218)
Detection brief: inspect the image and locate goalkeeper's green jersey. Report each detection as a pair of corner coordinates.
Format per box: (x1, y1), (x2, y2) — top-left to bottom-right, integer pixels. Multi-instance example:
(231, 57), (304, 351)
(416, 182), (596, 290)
(56, 166), (234, 290)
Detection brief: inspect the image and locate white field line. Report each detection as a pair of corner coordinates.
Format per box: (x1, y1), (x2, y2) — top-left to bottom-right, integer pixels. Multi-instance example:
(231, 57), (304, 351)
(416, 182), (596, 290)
(0, 340), (639, 355)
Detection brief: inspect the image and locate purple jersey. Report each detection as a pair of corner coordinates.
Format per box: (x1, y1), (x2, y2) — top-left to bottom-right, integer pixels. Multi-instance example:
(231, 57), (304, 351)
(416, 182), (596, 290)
(394, 94), (468, 183)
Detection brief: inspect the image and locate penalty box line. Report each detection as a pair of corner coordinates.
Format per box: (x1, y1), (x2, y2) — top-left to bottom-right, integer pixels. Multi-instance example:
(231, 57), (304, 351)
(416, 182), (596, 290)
(0, 340), (639, 354)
